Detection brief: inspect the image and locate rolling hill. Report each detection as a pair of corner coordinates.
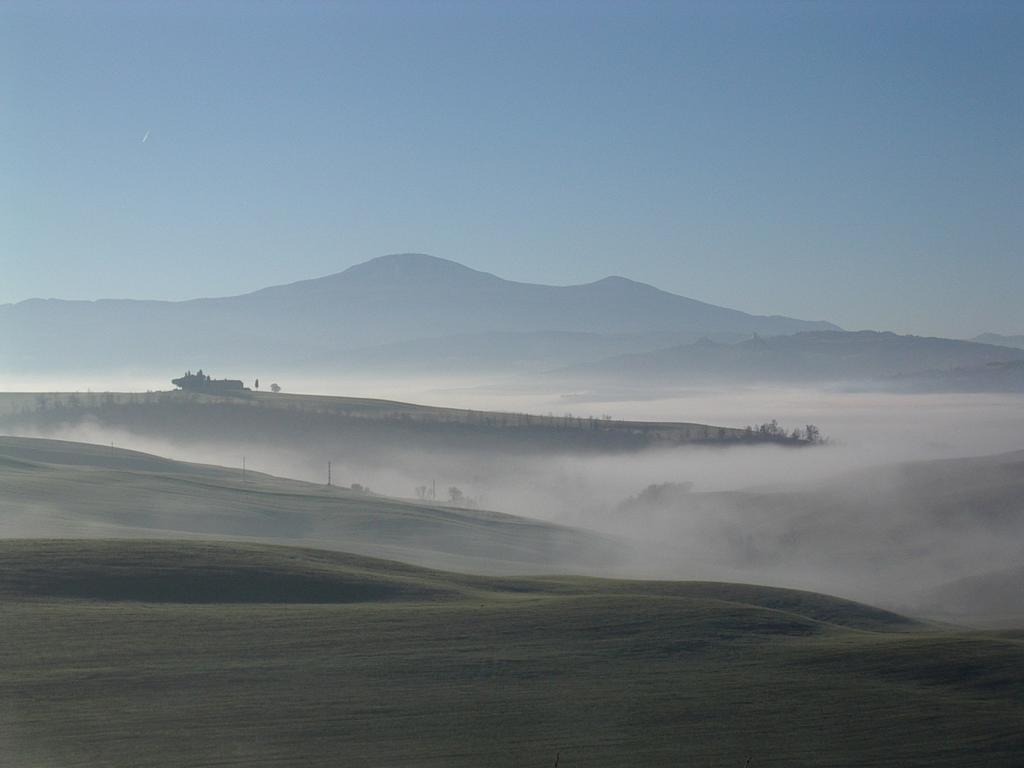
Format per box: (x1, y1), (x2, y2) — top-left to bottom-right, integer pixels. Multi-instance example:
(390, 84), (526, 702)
(2, 435), (1021, 625)
(2, 538), (1023, 767)
(549, 329), (1024, 390)
(0, 252), (838, 373)
(0, 389), (762, 456)
(0, 436), (618, 575)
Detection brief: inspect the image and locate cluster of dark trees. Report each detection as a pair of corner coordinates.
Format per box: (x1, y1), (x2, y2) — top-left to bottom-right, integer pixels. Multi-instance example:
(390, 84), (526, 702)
(742, 420), (825, 444)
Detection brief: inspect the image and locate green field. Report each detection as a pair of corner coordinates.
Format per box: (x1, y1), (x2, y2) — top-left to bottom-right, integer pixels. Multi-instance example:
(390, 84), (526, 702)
(1, 437), (1021, 766)
(1, 539), (1022, 767)
(0, 436), (617, 575)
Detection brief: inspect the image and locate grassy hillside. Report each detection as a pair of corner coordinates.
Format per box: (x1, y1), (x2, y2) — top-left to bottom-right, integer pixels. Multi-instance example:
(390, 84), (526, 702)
(1, 539), (1022, 767)
(0, 436), (617, 575)
(4, 435), (1020, 624)
(0, 388), (773, 449)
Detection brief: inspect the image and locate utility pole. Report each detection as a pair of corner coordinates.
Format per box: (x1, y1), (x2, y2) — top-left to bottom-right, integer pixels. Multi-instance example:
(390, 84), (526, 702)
(431, 479), (436, 501)
(327, 461), (332, 486)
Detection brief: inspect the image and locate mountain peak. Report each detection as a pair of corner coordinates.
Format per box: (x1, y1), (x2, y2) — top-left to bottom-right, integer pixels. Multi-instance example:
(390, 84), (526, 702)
(340, 253), (497, 283)
(586, 275), (663, 293)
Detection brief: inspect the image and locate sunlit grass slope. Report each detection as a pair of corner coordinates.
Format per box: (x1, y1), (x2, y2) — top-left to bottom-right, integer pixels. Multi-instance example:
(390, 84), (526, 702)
(1, 539), (1021, 767)
(0, 436), (616, 574)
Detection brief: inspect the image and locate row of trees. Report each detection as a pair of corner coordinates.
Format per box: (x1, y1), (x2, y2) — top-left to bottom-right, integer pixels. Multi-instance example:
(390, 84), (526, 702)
(742, 420), (825, 444)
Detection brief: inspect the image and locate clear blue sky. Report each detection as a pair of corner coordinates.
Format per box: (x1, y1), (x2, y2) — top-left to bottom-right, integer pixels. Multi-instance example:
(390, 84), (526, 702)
(3, 0), (1021, 337)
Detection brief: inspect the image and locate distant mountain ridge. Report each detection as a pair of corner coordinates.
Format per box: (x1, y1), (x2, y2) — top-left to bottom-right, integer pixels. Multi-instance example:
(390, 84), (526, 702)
(226, 253), (839, 340)
(0, 253), (839, 373)
(549, 330), (1024, 390)
(974, 333), (1024, 350)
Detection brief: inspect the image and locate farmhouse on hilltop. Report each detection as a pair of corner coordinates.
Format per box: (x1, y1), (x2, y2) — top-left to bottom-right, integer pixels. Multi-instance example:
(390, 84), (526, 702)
(171, 369), (248, 393)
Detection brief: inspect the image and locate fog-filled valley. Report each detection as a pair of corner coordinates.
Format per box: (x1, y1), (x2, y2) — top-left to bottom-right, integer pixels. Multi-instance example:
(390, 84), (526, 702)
(6, 2), (1024, 763)
(3, 380), (1022, 627)
(4, 259), (1024, 768)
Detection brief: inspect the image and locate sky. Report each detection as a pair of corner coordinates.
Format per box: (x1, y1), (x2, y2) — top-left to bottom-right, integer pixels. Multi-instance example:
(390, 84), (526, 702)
(2, 0), (1021, 338)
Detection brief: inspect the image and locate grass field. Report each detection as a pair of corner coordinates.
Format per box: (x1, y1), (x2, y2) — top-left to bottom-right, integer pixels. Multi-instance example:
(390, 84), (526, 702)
(0, 436), (617, 575)
(0, 389), (767, 448)
(1, 539), (1022, 767)
(2, 437), (1021, 765)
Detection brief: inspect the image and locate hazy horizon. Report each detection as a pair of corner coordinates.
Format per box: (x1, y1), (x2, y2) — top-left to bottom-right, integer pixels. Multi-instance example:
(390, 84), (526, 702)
(4, 1), (1023, 337)
(4, 4), (1023, 763)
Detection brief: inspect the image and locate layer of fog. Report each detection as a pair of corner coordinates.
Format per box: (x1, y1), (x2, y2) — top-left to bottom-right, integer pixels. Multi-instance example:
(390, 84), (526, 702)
(7, 369), (1024, 457)
(4, 376), (1023, 617)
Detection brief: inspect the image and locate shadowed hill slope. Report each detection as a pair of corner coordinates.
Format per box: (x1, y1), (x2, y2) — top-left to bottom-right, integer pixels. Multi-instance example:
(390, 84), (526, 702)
(0, 540), (461, 604)
(0, 539), (914, 631)
(1, 539), (1022, 767)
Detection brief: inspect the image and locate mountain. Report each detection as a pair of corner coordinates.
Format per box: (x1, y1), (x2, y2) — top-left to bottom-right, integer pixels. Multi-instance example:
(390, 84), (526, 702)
(550, 330), (1024, 389)
(0, 253), (838, 373)
(974, 332), (1024, 350)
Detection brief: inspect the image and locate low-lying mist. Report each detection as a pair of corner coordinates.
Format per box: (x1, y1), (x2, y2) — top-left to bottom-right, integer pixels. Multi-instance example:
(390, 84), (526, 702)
(3, 376), (1022, 619)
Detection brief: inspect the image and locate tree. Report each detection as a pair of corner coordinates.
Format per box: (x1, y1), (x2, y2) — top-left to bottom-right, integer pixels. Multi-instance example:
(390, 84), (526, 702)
(448, 486), (464, 505)
(270, 383), (281, 393)
(804, 424), (821, 444)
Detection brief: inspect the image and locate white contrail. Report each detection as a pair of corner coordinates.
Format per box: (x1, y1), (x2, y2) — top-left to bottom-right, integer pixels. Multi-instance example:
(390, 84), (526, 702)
(142, 130), (150, 143)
